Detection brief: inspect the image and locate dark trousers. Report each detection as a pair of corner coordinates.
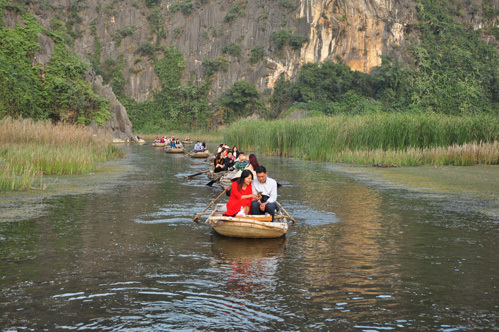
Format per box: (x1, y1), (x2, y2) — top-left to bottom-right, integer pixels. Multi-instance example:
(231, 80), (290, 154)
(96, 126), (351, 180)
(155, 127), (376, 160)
(251, 201), (276, 221)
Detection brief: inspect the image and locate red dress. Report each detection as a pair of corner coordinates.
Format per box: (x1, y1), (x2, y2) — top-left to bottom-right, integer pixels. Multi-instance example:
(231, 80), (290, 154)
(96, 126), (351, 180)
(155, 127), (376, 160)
(226, 181), (253, 216)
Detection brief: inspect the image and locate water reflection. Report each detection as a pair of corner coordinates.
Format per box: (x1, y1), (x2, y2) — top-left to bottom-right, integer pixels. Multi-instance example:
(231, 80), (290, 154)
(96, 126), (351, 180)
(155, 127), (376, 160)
(0, 144), (497, 331)
(210, 236), (287, 297)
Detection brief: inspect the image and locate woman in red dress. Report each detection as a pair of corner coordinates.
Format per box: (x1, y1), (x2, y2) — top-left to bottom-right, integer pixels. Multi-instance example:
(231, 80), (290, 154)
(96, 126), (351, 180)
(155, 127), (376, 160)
(226, 170), (257, 216)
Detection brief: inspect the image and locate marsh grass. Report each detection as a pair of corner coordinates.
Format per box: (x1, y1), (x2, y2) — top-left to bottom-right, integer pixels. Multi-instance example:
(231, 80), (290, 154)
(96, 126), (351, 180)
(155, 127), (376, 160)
(224, 114), (499, 166)
(0, 118), (125, 191)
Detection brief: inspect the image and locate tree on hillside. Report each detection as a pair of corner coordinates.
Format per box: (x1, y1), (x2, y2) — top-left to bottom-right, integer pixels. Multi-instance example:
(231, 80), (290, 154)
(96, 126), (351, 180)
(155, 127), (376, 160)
(216, 81), (264, 122)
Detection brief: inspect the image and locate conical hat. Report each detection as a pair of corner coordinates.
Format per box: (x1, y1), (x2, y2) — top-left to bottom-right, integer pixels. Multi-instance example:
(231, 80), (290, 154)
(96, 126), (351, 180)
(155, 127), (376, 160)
(231, 170), (243, 181)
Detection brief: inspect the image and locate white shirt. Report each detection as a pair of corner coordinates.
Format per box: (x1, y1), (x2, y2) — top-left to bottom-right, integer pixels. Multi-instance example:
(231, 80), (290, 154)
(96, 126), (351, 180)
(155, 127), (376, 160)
(252, 176), (277, 203)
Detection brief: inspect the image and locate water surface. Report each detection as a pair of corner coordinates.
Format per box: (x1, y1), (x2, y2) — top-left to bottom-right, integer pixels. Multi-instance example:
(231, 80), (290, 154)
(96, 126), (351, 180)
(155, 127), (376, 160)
(1, 144), (497, 331)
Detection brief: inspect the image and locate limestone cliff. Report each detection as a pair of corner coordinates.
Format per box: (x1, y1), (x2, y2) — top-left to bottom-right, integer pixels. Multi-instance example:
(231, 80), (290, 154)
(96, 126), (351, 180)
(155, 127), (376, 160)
(21, 0), (499, 105)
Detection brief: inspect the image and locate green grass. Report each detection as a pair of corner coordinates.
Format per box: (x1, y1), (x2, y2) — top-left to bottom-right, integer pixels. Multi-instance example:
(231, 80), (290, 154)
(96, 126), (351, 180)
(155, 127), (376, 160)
(0, 118), (125, 191)
(223, 114), (499, 166)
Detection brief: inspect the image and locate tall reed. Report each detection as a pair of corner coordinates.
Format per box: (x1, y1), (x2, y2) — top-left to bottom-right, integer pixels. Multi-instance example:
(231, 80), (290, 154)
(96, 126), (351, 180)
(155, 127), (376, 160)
(0, 118), (125, 191)
(224, 114), (499, 166)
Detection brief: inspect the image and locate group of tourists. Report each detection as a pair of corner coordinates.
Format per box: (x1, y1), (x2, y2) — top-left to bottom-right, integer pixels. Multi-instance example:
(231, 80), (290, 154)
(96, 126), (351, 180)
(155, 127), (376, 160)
(213, 145), (249, 173)
(154, 136), (185, 149)
(215, 147), (278, 222)
(169, 138), (183, 149)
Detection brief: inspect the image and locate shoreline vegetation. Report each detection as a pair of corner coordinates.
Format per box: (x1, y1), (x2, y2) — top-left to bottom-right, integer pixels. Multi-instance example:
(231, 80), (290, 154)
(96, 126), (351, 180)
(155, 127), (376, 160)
(224, 114), (499, 166)
(0, 118), (125, 191)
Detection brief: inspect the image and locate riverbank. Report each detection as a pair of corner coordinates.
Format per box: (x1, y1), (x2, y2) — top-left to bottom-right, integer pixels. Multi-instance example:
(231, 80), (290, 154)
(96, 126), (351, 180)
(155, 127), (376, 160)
(223, 114), (499, 166)
(0, 118), (125, 191)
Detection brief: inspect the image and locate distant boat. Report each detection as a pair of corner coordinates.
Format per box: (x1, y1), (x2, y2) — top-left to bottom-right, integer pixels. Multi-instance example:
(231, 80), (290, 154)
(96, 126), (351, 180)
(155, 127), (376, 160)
(152, 142), (166, 147)
(191, 151), (211, 158)
(183, 140), (193, 144)
(206, 204), (289, 238)
(165, 147), (185, 153)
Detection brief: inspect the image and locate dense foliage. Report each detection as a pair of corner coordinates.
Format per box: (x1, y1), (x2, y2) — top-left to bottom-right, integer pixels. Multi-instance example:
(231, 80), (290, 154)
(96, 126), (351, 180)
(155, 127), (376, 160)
(0, 1), (110, 125)
(270, 0), (499, 117)
(1, 0), (498, 133)
(224, 114), (499, 165)
(216, 81), (264, 122)
(124, 47), (212, 132)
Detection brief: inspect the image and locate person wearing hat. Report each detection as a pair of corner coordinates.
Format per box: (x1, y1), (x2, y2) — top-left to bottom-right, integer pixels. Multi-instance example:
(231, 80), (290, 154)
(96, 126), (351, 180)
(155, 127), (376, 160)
(251, 166), (278, 222)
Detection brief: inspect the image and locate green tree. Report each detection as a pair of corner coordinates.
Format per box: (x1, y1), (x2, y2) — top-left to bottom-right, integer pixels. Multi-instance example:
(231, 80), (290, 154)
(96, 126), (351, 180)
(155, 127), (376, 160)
(217, 81), (264, 122)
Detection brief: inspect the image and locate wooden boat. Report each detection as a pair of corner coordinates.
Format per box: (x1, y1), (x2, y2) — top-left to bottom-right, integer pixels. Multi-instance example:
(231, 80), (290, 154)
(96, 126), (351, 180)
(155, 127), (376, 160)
(208, 170), (224, 180)
(165, 147), (185, 153)
(190, 151), (211, 158)
(152, 142), (166, 147)
(183, 140), (193, 144)
(206, 204), (289, 238)
(219, 171), (237, 188)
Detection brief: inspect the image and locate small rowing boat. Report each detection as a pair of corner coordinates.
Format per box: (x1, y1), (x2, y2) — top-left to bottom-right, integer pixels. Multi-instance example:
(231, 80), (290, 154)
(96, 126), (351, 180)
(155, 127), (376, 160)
(165, 147), (185, 153)
(219, 171), (237, 187)
(183, 140), (193, 144)
(206, 204), (289, 238)
(152, 142), (166, 147)
(191, 151), (211, 158)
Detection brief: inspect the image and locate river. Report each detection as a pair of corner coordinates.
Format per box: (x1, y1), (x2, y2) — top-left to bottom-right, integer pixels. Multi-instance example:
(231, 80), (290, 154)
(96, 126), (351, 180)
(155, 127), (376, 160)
(1, 143), (498, 331)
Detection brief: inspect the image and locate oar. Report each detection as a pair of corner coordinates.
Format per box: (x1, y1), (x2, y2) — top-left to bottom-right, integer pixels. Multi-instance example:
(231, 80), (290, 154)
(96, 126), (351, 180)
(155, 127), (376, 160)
(206, 173), (223, 186)
(186, 169), (211, 179)
(182, 150), (194, 158)
(206, 178), (218, 186)
(191, 162), (210, 165)
(275, 201), (297, 223)
(193, 189), (226, 222)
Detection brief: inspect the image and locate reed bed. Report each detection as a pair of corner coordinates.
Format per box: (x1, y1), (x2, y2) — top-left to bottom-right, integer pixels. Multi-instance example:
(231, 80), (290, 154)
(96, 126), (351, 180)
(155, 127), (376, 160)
(224, 114), (499, 166)
(0, 118), (125, 191)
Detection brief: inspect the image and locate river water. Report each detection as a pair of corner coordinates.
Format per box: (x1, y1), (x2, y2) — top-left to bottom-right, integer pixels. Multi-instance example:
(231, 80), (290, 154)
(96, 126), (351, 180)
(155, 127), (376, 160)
(1, 144), (498, 331)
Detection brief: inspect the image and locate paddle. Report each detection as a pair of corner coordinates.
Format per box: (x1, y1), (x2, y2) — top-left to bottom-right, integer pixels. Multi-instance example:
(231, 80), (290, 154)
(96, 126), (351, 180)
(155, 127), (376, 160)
(275, 201), (297, 223)
(186, 169), (211, 179)
(182, 150), (195, 158)
(206, 179), (217, 187)
(206, 173), (224, 186)
(193, 189), (227, 222)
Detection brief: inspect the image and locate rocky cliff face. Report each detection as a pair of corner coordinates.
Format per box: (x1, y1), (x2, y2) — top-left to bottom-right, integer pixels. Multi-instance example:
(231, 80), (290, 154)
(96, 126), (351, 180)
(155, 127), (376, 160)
(25, 0), (499, 104)
(2, 5), (134, 139)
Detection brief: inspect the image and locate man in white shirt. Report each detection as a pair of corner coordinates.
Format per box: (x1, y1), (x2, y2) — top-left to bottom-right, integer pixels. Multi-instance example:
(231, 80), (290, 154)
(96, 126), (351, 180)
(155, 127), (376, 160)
(194, 141), (204, 152)
(251, 166), (278, 221)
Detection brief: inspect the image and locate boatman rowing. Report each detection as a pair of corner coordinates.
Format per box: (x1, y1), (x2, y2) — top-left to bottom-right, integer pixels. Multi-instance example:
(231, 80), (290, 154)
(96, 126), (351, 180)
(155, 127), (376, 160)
(251, 166), (278, 222)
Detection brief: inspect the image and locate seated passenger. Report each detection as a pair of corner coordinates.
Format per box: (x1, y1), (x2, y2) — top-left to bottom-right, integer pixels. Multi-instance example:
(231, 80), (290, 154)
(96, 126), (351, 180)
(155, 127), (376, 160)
(194, 141), (204, 152)
(224, 151), (235, 171)
(234, 152), (249, 171)
(225, 170), (258, 217)
(213, 152), (225, 173)
(251, 166), (278, 222)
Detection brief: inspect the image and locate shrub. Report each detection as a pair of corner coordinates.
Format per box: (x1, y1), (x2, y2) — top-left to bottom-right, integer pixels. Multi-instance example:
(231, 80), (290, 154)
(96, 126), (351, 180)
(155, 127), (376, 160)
(135, 42), (155, 56)
(222, 43), (241, 57)
(270, 29), (291, 50)
(249, 46), (264, 64)
(289, 34), (309, 50)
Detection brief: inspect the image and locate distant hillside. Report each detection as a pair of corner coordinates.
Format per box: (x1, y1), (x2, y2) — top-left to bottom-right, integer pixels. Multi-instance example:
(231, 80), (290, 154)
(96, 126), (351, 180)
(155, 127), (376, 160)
(1, 0), (498, 132)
